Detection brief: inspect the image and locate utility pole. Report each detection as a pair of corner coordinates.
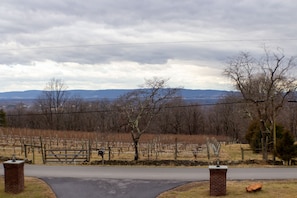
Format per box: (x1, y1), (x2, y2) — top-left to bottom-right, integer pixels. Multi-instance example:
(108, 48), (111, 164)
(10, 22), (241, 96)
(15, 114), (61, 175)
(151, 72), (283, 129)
(273, 103), (276, 163)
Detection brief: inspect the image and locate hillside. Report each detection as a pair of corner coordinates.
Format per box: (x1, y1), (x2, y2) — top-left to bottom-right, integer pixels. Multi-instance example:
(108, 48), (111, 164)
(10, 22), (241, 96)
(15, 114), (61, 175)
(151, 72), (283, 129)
(0, 89), (233, 108)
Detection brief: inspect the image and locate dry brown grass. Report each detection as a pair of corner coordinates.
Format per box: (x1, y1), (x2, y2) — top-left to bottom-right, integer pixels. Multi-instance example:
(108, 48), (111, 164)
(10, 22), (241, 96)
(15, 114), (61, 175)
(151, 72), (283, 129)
(158, 180), (297, 198)
(0, 176), (56, 198)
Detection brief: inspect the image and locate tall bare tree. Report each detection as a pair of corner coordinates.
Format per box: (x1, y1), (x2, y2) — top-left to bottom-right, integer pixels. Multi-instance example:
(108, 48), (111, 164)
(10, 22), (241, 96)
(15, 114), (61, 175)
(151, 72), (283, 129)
(210, 94), (249, 141)
(224, 48), (297, 160)
(36, 78), (68, 130)
(117, 77), (178, 160)
(0, 109), (6, 127)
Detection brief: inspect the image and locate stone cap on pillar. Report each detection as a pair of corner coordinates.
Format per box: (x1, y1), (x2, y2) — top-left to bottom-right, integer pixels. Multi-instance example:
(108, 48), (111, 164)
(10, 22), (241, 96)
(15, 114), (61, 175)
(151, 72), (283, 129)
(4, 160), (25, 164)
(209, 165), (228, 169)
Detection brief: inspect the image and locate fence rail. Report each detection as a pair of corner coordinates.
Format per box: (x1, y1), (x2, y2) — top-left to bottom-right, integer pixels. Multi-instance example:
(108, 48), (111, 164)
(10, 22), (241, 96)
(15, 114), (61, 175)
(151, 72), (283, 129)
(44, 149), (90, 164)
(0, 129), (242, 164)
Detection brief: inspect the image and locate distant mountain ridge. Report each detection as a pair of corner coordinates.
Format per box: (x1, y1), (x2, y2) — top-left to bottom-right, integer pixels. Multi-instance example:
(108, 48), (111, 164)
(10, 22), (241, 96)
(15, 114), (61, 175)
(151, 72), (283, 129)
(0, 89), (233, 104)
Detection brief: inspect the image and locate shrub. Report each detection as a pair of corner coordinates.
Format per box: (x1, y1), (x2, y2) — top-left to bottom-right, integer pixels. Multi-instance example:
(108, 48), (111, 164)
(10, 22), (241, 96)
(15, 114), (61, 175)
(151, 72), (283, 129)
(245, 120), (285, 154)
(0, 109), (6, 127)
(245, 121), (262, 153)
(276, 130), (297, 165)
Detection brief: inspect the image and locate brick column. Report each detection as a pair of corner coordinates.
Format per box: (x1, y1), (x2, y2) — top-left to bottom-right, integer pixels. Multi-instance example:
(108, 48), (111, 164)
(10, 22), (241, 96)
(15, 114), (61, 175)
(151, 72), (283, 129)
(3, 160), (25, 194)
(209, 165), (228, 196)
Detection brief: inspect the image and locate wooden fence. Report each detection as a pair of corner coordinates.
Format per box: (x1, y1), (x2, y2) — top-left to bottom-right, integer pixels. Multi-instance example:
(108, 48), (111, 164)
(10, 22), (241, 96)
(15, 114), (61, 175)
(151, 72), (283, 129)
(0, 131), (240, 164)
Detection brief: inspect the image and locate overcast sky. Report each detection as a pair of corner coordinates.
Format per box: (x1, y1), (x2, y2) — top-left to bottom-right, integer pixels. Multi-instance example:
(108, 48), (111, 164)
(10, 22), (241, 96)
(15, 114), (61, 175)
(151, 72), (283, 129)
(1, 0), (297, 92)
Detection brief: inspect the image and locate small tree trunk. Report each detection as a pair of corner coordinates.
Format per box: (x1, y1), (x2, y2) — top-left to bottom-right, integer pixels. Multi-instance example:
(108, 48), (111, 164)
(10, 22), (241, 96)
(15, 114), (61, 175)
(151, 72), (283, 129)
(134, 139), (139, 161)
(265, 136), (268, 161)
(132, 133), (140, 161)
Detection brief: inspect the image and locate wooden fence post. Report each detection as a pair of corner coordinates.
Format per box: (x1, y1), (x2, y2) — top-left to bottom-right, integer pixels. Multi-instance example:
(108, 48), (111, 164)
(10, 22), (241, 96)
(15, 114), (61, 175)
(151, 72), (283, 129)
(88, 140), (91, 162)
(174, 138), (178, 160)
(20, 138), (24, 154)
(107, 141), (110, 161)
(241, 147), (244, 161)
(32, 143), (35, 164)
(24, 144), (27, 159)
(206, 142), (210, 160)
(65, 148), (67, 163)
(44, 144), (47, 164)
(40, 137), (45, 164)
(147, 144), (150, 160)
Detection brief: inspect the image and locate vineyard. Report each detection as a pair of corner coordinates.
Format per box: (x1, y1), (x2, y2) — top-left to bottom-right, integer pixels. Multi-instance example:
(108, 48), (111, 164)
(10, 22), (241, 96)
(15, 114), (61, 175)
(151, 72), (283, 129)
(0, 127), (262, 165)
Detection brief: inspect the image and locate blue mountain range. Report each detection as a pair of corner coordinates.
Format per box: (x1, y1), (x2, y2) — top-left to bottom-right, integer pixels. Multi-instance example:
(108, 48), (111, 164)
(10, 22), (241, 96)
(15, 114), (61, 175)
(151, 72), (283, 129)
(0, 89), (233, 104)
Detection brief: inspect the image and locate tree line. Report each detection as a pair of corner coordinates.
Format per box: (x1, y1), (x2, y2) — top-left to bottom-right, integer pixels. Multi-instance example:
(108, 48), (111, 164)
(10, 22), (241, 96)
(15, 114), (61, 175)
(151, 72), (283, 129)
(3, 83), (249, 139)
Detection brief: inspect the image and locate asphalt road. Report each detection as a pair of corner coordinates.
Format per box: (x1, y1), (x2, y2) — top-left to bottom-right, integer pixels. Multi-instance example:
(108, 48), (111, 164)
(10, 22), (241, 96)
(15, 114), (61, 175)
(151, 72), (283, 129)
(1, 165), (297, 198)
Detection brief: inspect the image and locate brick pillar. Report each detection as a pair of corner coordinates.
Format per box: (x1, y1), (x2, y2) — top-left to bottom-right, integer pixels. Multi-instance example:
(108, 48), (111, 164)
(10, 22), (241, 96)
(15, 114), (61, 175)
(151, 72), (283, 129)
(3, 160), (25, 194)
(209, 165), (228, 196)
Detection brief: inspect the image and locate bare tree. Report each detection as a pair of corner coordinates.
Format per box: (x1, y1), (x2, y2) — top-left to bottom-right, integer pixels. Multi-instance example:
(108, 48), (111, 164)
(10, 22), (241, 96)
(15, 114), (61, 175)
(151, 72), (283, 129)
(0, 109), (6, 127)
(184, 103), (205, 135)
(35, 78), (68, 130)
(8, 103), (28, 128)
(279, 92), (297, 138)
(117, 77), (178, 160)
(211, 94), (249, 141)
(157, 98), (205, 135)
(161, 97), (186, 134)
(62, 96), (86, 131)
(224, 48), (297, 160)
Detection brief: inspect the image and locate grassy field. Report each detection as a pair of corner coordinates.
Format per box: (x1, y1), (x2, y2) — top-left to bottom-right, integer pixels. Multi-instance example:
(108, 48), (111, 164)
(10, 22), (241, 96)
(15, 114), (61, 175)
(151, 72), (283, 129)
(0, 176), (56, 198)
(0, 143), (272, 165)
(158, 180), (297, 198)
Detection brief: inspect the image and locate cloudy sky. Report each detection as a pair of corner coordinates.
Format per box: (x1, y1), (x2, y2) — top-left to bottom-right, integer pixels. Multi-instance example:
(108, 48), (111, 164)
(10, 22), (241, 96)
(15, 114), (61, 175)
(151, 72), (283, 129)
(1, 0), (297, 92)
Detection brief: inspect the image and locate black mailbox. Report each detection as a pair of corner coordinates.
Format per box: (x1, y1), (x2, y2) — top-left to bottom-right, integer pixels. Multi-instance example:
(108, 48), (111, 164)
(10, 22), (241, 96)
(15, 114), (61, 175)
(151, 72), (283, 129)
(98, 148), (105, 157)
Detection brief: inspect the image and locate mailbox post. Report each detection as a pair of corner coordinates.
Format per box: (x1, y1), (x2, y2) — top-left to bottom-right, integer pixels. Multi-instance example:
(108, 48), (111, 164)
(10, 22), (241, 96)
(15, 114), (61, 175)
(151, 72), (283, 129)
(98, 148), (105, 165)
(3, 159), (25, 194)
(209, 165), (228, 196)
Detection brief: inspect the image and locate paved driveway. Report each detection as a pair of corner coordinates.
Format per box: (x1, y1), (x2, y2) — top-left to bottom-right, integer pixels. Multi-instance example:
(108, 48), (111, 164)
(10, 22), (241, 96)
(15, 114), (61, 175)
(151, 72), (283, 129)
(36, 166), (198, 198)
(42, 177), (187, 198)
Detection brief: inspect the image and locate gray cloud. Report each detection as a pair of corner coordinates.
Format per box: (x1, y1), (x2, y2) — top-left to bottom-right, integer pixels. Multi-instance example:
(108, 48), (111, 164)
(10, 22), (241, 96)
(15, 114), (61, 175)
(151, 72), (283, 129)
(1, 0), (297, 91)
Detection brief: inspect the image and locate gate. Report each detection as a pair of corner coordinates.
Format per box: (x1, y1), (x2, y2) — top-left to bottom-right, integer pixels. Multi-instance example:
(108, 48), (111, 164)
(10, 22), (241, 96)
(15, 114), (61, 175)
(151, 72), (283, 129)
(44, 149), (90, 164)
